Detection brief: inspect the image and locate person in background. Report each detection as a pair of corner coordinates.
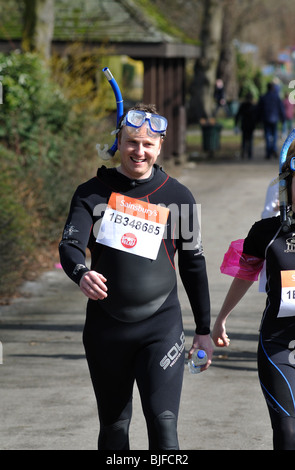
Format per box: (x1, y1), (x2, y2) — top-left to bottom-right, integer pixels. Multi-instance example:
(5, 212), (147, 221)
(282, 92), (294, 138)
(256, 82), (285, 159)
(235, 92), (256, 159)
(214, 78), (228, 117)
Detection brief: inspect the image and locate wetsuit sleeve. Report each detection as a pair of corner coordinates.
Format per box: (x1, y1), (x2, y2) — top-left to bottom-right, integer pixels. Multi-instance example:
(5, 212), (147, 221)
(59, 187), (92, 285)
(176, 194), (210, 335)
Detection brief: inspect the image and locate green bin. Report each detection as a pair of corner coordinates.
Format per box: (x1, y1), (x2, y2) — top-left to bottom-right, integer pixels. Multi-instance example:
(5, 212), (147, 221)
(201, 124), (222, 152)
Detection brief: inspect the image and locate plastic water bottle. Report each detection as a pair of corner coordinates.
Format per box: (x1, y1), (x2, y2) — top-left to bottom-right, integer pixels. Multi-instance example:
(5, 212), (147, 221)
(188, 349), (207, 374)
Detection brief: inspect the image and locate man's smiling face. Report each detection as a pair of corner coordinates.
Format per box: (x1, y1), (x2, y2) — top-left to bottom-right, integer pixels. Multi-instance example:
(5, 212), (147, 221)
(117, 123), (162, 180)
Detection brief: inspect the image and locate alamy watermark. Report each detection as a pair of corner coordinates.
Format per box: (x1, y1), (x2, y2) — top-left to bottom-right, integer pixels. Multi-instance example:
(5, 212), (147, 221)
(0, 76), (2, 105)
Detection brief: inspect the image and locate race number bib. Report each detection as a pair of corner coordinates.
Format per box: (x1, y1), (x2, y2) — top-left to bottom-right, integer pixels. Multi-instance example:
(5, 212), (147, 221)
(96, 193), (169, 260)
(278, 270), (295, 318)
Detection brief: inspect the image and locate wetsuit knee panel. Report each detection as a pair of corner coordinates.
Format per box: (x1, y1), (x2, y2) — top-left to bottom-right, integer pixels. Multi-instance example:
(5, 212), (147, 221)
(98, 418), (130, 450)
(271, 414), (295, 450)
(154, 410), (179, 450)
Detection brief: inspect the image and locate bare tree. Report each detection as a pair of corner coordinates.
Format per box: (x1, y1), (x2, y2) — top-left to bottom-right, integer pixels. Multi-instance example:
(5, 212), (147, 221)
(22, 0), (55, 60)
(216, 0), (239, 101)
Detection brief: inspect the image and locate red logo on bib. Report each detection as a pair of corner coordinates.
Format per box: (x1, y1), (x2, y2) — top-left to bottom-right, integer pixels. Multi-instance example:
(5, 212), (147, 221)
(121, 233), (137, 249)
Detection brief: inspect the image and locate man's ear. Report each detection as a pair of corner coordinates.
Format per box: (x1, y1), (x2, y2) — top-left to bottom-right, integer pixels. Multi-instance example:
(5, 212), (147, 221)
(117, 132), (121, 151)
(157, 139), (163, 156)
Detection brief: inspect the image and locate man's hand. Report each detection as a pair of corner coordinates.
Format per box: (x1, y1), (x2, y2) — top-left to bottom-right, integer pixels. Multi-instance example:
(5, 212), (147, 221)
(79, 271), (108, 300)
(188, 333), (214, 372)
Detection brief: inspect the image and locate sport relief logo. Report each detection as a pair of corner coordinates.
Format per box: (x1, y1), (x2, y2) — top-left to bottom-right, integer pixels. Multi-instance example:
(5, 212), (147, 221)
(121, 233), (137, 249)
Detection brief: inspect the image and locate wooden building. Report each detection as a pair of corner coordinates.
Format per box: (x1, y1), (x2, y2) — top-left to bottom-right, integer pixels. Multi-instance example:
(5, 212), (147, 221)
(0, 0), (200, 163)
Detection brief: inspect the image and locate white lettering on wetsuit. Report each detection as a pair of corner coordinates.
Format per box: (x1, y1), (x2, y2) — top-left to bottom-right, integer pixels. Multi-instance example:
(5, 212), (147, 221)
(159, 332), (185, 370)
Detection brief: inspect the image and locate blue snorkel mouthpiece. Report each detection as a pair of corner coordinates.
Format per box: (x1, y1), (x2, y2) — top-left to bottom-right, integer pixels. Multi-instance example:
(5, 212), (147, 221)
(96, 67), (124, 160)
(279, 128), (295, 231)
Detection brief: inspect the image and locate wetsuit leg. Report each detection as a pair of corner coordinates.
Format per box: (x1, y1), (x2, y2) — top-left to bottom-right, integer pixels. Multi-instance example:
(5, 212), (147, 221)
(268, 410), (295, 450)
(83, 294), (185, 450)
(258, 335), (295, 449)
(83, 302), (136, 450)
(135, 303), (185, 450)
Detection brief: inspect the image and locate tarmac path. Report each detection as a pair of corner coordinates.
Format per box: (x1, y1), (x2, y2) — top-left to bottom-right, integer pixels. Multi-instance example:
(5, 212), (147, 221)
(0, 147), (280, 450)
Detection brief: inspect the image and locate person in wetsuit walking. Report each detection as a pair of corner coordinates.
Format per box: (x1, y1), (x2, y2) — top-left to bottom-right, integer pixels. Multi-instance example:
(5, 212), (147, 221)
(59, 103), (213, 450)
(213, 144), (295, 449)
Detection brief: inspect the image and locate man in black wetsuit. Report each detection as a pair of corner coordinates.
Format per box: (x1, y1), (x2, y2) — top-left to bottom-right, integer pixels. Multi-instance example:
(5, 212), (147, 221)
(59, 103), (213, 450)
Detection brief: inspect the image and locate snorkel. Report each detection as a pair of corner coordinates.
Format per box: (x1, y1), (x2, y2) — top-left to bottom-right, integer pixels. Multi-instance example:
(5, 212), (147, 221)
(96, 67), (124, 160)
(279, 128), (295, 231)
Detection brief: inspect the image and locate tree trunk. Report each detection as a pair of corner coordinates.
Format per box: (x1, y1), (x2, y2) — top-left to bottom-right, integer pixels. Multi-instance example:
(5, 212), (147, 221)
(22, 0), (55, 60)
(217, 1), (238, 102)
(188, 0), (223, 123)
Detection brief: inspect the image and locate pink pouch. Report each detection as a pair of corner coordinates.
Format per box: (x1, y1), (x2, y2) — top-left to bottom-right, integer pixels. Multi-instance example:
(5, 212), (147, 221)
(220, 239), (264, 281)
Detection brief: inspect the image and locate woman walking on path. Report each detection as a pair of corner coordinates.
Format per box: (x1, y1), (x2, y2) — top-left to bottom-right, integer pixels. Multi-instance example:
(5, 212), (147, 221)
(213, 143), (295, 450)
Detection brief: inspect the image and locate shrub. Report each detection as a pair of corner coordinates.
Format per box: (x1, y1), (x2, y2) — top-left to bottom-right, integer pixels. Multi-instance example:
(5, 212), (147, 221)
(0, 146), (34, 298)
(0, 50), (111, 299)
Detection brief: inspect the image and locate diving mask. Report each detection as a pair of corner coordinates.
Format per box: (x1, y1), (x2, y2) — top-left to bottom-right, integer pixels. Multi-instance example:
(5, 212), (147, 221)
(118, 110), (167, 136)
